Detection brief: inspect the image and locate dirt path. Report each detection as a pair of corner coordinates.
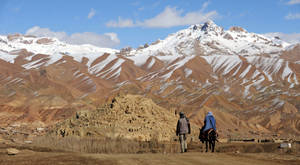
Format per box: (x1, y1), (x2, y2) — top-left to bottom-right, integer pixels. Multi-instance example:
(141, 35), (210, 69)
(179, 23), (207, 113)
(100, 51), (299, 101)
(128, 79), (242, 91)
(86, 152), (300, 165)
(1, 150), (299, 165)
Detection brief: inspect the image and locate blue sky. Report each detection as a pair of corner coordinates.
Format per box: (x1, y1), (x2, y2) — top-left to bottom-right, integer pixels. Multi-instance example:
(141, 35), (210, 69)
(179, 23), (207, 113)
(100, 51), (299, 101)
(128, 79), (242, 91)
(1, 0), (300, 48)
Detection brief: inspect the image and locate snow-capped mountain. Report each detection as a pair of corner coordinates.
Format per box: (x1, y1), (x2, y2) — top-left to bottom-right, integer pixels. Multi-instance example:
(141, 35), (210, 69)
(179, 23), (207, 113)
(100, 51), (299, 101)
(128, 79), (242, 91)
(129, 20), (290, 58)
(0, 34), (117, 67)
(0, 21), (299, 137)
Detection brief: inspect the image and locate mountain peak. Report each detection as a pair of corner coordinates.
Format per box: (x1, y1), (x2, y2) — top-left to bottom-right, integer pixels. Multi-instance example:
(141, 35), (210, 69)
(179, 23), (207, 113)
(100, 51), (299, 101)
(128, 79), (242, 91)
(190, 20), (224, 36)
(190, 20), (221, 32)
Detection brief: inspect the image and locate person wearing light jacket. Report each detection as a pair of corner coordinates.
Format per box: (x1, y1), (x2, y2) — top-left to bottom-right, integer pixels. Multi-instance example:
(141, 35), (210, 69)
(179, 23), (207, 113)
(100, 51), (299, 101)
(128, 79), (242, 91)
(176, 112), (191, 153)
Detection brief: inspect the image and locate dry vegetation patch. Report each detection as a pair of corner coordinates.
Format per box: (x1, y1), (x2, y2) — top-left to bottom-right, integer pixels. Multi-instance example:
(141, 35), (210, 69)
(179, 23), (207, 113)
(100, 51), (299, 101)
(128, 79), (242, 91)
(32, 135), (180, 154)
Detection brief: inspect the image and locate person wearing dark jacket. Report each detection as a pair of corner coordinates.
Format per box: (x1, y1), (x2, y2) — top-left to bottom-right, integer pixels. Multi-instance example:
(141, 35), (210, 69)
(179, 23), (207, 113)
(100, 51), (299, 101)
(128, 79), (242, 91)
(176, 112), (191, 153)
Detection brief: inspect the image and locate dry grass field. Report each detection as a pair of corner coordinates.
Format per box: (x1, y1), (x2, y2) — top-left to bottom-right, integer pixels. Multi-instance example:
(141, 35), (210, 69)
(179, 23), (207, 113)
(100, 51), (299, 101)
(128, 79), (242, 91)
(0, 138), (299, 165)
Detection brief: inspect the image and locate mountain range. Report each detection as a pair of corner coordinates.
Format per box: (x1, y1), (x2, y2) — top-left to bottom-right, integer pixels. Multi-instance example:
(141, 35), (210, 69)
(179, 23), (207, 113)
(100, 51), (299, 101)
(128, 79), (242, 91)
(0, 21), (299, 138)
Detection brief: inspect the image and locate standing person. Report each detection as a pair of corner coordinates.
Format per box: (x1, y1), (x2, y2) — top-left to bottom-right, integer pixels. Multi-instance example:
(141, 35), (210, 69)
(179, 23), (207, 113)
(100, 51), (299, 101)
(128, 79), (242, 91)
(176, 112), (191, 153)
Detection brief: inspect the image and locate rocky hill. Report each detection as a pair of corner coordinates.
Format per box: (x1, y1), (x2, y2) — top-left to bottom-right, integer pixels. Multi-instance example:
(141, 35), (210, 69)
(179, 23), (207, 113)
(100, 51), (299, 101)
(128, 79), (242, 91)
(0, 21), (299, 138)
(51, 94), (180, 141)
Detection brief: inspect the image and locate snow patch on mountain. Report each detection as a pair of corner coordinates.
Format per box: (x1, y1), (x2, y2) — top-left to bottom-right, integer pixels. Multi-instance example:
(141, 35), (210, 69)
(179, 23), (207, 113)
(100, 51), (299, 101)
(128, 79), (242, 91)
(147, 58), (156, 69)
(0, 51), (18, 63)
(89, 54), (118, 74)
(98, 58), (125, 79)
(184, 68), (192, 78)
(161, 56), (194, 80)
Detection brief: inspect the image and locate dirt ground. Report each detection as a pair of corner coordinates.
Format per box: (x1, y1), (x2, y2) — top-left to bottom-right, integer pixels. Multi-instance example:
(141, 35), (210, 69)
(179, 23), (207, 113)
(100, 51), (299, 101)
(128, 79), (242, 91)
(0, 143), (299, 165)
(1, 151), (300, 165)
